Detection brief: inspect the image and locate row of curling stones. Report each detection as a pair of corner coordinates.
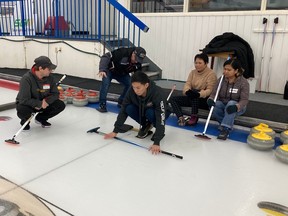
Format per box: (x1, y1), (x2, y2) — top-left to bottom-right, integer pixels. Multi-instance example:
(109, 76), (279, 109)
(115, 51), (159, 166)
(58, 86), (99, 106)
(247, 123), (288, 164)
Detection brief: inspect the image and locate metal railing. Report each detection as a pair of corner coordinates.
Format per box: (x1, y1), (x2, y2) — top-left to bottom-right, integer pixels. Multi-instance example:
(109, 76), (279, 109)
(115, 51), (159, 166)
(0, 0), (149, 49)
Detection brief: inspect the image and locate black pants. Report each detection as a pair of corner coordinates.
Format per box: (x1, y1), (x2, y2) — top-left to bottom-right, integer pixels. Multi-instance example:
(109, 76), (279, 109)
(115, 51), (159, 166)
(169, 95), (209, 118)
(16, 99), (65, 122)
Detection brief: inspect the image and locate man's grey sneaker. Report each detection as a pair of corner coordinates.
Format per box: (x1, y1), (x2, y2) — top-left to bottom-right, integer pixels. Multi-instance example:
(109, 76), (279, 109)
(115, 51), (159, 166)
(136, 123), (153, 139)
(97, 103), (107, 113)
(35, 118), (51, 128)
(217, 128), (229, 140)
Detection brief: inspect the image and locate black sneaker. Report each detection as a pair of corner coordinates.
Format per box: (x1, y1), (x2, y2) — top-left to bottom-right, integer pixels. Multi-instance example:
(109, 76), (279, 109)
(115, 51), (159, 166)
(20, 120), (30, 131)
(97, 103), (107, 113)
(35, 118), (51, 128)
(217, 128), (229, 140)
(136, 122), (153, 139)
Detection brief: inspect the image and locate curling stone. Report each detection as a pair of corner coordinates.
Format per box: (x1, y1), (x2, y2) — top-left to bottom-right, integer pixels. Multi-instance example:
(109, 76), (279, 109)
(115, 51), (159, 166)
(65, 92), (74, 104)
(75, 89), (87, 96)
(0, 199), (21, 216)
(280, 130), (288, 143)
(258, 201), (288, 216)
(66, 86), (76, 93)
(275, 144), (288, 164)
(59, 94), (67, 104)
(250, 123), (276, 138)
(87, 90), (99, 103)
(247, 132), (274, 151)
(65, 87), (76, 104)
(73, 95), (88, 107)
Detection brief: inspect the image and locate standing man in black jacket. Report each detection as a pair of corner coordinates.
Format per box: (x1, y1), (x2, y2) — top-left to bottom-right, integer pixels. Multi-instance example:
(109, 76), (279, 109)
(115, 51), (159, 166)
(97, 47), (146, 112)
(104, 72), (170, 155)
(16, 56), (65, 130)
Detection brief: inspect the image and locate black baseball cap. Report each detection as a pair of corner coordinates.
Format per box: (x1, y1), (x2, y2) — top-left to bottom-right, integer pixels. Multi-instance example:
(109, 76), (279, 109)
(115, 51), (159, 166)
(134, 47), (146, 64)
(34, 56), (57, 70)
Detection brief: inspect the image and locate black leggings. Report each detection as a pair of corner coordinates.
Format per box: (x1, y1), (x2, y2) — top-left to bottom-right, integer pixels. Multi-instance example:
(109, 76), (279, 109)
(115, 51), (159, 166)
(16, 99), (65, 122)
(169, 95), (209, 118)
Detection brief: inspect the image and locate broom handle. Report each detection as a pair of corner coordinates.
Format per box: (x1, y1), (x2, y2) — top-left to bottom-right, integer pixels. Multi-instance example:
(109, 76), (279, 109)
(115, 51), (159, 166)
(14, 113), (39, 137)
(56, 74), (67, 86)
(202, 75), (224, 134)
(95, 129), (183, 159)
(213, 75), (224, 102)
(167, 84), (176, 101)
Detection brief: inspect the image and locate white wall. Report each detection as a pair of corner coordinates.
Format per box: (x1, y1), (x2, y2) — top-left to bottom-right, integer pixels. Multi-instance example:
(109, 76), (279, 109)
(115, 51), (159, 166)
(137, 11), (288, 94)
(0, 37), (104, 80)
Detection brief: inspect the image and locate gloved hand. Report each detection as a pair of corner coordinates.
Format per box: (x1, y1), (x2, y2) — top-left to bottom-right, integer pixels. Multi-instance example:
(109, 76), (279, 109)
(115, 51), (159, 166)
(127, 63), (142, 73)
(207, 98), (215, 107)
(226, 105), (238, 114)
(185, 89), (200, 99)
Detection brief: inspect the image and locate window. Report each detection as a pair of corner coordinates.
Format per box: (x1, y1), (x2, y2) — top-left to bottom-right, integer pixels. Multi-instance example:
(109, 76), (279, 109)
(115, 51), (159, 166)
(131, 0), (184, 13)
(131, 0), (279, 13)
(266, 0), (288, 10)
(0, 6), (14, 15)
(189, 0), (261, 12)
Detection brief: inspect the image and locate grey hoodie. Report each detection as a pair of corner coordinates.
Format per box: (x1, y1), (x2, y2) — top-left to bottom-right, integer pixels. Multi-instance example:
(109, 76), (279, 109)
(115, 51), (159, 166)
(16, 69), (59, 108)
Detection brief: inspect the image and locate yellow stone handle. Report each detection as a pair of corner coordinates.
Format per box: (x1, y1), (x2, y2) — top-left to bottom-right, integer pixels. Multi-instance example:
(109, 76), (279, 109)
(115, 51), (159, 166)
(251, 131), (272, 140)
(280, 144), (288, 151)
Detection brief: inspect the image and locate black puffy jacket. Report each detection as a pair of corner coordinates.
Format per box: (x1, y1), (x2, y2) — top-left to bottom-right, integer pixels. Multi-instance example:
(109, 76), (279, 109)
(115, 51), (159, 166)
(99, 47), (142, 75)
(202, 32), (255, 78)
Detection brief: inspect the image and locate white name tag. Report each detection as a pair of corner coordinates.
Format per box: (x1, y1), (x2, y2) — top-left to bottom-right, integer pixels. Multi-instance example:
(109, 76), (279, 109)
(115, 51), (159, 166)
(43, 84), (50, 90)
(229, 88), (238, 93)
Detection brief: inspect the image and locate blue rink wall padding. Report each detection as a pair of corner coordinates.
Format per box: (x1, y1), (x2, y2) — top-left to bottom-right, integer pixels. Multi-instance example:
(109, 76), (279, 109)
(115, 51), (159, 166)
(86, 102), (282, 148)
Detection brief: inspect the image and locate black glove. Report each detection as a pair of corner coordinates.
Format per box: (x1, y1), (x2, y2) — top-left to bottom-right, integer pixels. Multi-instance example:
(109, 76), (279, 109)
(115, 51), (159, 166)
(226, 105), (238, 114)
(207, 98), (215, 107)
(127, 63), (142, 73)
(185, 89), (200, 99)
